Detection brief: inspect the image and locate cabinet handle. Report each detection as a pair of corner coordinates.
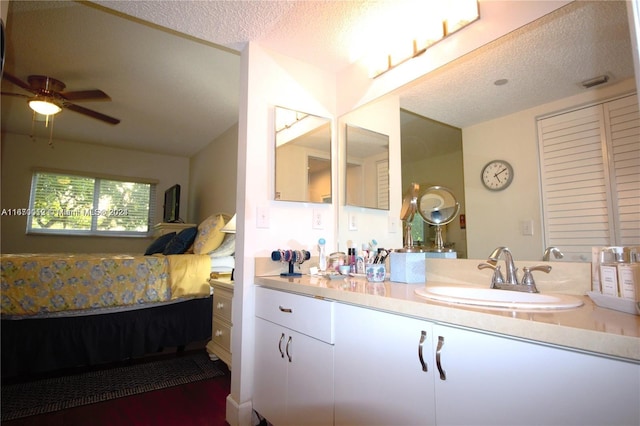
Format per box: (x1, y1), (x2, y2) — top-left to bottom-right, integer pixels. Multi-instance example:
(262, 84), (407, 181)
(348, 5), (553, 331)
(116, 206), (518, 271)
(418, 330), (428, 372)
(216, 302), (225, 309)
(436, 335), (447, 381)
(279, 305), (293, 313)
(286, 335), (292, 362)
(215, 329), (223, 337)
(278, 333), (285, 358)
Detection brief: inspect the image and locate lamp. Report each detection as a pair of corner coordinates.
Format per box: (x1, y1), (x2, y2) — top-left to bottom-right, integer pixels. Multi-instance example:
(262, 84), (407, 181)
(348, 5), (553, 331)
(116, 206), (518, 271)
(221, 213), (236, 233)
(28, 95), (62, 116)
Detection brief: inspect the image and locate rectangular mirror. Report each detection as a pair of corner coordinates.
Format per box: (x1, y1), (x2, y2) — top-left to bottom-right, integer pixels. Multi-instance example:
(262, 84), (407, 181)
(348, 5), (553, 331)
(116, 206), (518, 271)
(275, 107), (332, 203)
(345, 124), (390, 210)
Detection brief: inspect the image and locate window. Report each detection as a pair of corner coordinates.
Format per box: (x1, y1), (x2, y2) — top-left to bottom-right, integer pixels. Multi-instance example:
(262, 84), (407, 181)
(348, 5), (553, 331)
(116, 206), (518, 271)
(537, 94), (640, 261)
(27, 171), (156, 236)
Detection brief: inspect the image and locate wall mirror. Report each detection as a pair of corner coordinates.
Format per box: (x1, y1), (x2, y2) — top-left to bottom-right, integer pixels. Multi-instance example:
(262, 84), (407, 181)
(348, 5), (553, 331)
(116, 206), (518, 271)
(345, 124), (389, 210)
(274, 106), (332, 203)
(340, 1), (635, 261)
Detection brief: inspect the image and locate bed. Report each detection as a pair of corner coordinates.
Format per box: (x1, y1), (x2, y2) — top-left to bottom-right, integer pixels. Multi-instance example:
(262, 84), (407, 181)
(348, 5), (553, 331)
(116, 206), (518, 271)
(1, 213), (234, 377)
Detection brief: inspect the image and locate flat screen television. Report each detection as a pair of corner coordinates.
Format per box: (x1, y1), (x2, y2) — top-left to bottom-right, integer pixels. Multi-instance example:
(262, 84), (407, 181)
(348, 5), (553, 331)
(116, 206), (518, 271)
(163, 184), (181, 223)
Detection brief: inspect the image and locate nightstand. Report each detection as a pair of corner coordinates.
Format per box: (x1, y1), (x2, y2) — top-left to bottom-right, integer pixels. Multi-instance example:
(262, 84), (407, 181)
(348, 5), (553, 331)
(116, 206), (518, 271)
(153, 222), (197, 236)
(206, 277), (233, 369)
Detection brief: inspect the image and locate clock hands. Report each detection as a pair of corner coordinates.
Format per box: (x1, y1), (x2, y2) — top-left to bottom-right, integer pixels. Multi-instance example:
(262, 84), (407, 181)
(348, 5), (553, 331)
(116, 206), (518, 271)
(493, 167), (507, 183)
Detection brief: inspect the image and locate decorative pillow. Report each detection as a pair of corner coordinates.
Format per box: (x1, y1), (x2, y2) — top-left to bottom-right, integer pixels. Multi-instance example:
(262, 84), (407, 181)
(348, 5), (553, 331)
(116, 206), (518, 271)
(163, 227), (198, 255)
(193, 214), (226, 254)
(144, 232), (177, 255)
(210, 233), (235, 257)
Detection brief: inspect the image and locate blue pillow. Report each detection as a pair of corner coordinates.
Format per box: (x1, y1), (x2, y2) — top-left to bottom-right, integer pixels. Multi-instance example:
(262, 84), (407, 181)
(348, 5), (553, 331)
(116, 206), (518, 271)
(163, 227), (198, 255)
(144, 232), (176, 255)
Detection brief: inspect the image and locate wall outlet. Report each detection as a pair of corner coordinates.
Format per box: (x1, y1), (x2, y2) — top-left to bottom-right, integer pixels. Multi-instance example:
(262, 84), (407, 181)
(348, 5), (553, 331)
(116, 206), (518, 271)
(312, 209), (324, 230)
(257, 205), (270, 228)
(348, 213), (358, 231)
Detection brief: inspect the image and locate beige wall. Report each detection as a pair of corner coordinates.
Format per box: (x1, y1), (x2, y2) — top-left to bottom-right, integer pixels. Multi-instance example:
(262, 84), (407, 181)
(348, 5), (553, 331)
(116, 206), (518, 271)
(0, 133), (189, 253)
(188, 123), (238, 224)
(463, 78), (636, 261)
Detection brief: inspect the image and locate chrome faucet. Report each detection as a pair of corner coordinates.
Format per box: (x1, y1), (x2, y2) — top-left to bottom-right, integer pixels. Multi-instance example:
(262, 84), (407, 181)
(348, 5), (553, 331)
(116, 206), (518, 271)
(487, 246), (518, 284)
(478, 246), (552, 293)
(542, 246), (564, 261)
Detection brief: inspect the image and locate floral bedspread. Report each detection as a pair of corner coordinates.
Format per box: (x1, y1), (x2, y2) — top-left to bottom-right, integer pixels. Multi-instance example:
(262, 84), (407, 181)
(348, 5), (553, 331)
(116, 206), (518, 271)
(0, 253), (211, 317)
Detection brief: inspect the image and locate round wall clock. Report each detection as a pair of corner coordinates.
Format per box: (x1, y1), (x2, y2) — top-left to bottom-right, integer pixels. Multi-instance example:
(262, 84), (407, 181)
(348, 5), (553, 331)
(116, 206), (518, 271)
(481, 160), (514, 191)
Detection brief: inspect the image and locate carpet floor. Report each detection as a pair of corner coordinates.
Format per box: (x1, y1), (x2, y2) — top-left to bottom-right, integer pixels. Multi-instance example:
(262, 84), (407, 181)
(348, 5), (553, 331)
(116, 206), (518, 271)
(1, 352), (225, 422)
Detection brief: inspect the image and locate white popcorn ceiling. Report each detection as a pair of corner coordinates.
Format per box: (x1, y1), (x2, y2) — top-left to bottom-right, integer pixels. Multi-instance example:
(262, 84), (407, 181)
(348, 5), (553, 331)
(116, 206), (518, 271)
(1, 0), (634, 156)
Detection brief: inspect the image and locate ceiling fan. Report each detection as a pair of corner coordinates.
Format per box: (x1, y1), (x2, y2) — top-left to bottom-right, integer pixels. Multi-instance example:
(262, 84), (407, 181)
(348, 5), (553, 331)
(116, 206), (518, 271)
(1, 72), (120, 125)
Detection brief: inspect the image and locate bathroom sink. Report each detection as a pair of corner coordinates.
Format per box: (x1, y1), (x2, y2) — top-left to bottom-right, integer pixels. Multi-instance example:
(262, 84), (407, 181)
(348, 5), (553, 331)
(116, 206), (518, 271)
(415, 285), (584, 310)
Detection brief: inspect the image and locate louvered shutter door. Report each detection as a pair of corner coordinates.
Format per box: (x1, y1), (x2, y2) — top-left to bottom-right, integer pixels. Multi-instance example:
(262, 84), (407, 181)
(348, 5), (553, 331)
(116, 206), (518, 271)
(538, 94), (640, 261)
(602, 95), (640, 246)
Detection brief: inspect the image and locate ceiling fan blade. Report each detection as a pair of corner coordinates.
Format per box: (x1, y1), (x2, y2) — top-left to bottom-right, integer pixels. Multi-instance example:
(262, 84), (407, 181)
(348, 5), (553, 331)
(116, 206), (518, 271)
(2, 72), (35, 93)
(63, 102), (120, 125)
(59, 89), (111, 101)
(1, 91), (29, 99)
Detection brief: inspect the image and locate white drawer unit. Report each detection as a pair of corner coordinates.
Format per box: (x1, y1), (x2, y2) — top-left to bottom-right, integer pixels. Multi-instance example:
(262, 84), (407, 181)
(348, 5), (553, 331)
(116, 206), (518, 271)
(254, 286), (334, 344)
(206, 278), (233, 368)
(254, 286), (335, 425)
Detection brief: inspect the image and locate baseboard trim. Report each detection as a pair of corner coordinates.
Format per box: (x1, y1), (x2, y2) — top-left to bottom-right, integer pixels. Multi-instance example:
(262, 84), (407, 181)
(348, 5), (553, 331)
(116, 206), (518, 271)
(226, 394), (253, 426)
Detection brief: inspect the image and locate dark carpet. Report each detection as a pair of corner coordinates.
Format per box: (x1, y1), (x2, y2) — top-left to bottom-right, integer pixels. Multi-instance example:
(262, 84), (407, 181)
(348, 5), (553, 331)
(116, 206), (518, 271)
(1, 352), (225, 421)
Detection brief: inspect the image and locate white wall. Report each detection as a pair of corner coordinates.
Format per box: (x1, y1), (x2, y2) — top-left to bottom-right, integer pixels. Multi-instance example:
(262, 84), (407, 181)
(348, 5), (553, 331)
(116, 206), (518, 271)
(463, 78), (637, 260)
(228, 42), (338, 426)
(0, 133), (189, 253)
(188, 123), (238, 224)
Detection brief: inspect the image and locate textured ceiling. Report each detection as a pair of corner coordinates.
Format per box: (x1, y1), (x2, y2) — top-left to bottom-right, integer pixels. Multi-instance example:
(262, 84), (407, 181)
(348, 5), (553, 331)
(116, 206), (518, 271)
(1, 0), (635, 158)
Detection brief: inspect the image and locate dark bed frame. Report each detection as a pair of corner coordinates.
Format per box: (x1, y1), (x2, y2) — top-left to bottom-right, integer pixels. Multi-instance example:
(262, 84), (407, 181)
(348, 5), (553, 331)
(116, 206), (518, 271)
(1, 295), (213, 378)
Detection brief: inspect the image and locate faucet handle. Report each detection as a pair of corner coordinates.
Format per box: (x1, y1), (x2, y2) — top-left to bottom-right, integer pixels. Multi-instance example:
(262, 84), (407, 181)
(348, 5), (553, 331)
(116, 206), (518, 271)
(478, 262), (504, 288)
(521, 265), (551, 292)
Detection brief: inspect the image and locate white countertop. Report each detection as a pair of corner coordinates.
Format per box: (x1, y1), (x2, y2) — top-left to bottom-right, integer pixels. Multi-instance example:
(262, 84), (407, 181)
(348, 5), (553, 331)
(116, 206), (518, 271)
(254, 274), (640, 362)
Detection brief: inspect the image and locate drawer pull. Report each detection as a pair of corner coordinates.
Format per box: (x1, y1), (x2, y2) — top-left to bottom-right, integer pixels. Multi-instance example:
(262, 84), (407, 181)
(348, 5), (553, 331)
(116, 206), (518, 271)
(278, 333), (285, 358)
(436, 335), (447, 381)
(418, 330), (428, 372)
(279, 305), (293, 313)
(216, 302), (225, 309)
(215, 329), (224, 337)
(286, 335), (293, 362)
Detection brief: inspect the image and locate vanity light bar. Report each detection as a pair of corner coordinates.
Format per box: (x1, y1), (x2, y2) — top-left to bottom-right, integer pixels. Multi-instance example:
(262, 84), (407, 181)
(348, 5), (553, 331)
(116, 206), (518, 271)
(371, 0), (480, 79)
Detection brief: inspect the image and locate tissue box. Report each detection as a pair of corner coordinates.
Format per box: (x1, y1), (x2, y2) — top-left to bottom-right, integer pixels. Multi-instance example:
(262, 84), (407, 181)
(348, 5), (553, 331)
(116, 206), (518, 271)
(390, 252), (425, 284)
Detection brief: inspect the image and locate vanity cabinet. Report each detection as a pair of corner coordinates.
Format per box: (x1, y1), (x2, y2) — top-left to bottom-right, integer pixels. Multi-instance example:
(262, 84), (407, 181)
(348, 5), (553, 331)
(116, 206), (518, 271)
(334, 303), (436, 426)
(253, 287), (334, 426)
(431, 323), (639, 426)
(333, 302), (640, 426)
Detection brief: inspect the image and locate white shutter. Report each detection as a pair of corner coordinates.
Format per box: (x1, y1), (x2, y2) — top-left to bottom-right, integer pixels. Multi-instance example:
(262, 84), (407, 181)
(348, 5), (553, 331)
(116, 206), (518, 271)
(603, 95), (640, 246)
(538, 94), (640, 261)
(376, 160), (389, 209)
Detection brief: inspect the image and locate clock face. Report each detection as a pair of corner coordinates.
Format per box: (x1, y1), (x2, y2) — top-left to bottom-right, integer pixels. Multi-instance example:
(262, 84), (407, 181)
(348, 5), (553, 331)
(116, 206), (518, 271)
(481, 160), (513, 191)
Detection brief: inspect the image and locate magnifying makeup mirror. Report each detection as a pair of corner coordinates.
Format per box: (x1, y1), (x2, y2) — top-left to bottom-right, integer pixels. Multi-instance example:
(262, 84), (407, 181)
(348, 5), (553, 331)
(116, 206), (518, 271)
(417, 185), (460, 252)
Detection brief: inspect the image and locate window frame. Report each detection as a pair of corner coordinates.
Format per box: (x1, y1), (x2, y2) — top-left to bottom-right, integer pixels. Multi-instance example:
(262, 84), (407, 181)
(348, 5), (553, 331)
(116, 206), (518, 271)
(26, 169), (157, 237)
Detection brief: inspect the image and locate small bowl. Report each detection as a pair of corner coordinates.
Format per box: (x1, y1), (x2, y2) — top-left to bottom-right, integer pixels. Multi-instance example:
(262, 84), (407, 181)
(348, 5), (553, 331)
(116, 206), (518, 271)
(366, 264), (386, 282)
(338, 265), (351, 275)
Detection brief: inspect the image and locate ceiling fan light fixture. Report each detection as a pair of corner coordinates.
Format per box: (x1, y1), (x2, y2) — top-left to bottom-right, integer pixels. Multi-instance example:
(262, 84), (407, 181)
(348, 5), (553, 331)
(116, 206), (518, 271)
(28, 96), (62, 115)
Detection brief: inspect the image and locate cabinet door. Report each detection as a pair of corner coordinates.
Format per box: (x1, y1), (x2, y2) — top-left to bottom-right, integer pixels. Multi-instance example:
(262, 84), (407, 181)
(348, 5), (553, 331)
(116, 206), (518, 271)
(334, 303), (436, 426)
(433, 324), (640, 426)
(253, 318), (288, 426)
(286, 329), (334, 425)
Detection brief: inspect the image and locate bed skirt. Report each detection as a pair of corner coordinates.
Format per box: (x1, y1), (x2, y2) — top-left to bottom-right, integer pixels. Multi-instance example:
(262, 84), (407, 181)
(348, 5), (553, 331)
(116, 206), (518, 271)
(1, 295), (213, 378)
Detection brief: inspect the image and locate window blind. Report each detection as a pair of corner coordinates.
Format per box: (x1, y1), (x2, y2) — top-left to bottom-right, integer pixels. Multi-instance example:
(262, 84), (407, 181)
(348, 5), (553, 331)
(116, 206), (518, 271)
(27, 171), (155, 236)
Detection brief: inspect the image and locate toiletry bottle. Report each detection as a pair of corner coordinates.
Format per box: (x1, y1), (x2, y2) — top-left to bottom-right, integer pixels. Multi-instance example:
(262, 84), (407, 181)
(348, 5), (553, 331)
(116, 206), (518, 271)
(318, 238), (327, 272)
(618, 247), (638, 301)
(599, 247), (621, 297)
